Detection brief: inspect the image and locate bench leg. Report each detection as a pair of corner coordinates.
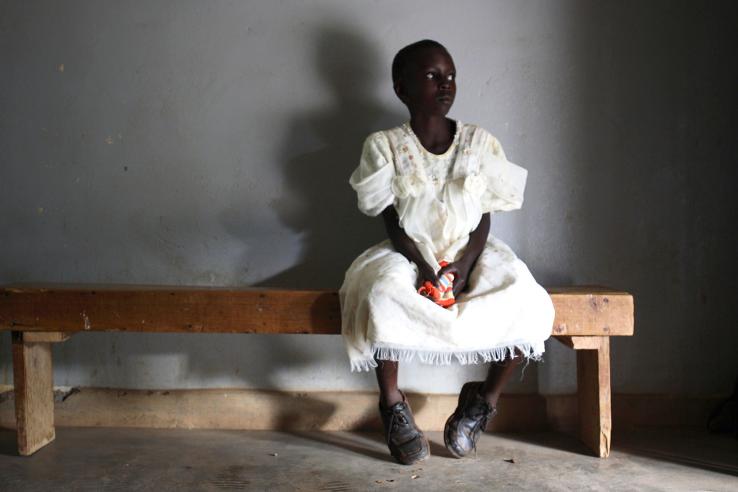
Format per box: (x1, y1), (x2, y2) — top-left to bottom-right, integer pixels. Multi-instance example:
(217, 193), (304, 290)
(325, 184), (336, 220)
(576, 337), (611, 458)
(12, 331), (56, 456)
(554, 335), (612, 458)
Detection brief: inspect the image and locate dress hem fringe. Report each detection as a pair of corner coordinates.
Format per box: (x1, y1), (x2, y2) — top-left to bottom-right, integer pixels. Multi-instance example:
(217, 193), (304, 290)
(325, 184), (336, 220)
(349, 343), (543, 372)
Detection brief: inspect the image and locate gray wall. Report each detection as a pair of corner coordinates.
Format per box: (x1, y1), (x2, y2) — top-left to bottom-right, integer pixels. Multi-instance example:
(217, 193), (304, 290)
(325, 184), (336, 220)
(1, 1), (736, 396)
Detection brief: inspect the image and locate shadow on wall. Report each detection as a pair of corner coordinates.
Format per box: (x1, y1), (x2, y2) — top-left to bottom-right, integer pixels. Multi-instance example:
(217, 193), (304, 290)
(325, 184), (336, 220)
(221, 23), (405, 290)
(546, 2), (738, 395)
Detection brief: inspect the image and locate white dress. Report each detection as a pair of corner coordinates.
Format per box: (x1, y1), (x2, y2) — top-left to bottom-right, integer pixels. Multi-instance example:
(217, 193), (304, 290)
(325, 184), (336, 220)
(339, 121), (554, 372)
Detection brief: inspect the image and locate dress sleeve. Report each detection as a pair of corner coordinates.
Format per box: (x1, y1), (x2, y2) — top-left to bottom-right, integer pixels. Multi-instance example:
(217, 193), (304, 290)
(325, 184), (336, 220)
(479, 133), (528, 213)
(349, 132), (395, 217)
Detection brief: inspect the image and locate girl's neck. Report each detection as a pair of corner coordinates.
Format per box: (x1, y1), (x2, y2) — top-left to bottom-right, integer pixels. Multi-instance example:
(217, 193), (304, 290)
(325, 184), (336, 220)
(409, 115), (456, 155)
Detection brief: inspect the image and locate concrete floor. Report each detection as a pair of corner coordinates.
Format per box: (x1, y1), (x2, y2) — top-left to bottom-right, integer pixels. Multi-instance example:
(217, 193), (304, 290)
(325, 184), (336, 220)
(0, 428), (736, 491)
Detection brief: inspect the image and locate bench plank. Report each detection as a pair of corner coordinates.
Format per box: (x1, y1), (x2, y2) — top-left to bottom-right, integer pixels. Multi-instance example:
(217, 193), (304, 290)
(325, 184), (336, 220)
(0, 285), (633, 336)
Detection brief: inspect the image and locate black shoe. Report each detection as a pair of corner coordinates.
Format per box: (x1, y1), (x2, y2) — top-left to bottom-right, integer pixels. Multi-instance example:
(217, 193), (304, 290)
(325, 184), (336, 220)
(379, 391), (430, 465)
(443, 381), (497, 458)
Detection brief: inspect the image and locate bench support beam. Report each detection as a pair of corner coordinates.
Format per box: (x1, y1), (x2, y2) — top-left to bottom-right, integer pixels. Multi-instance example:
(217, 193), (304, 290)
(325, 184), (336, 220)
(555, 335), (611, 458)
(11, 331), (70, 456)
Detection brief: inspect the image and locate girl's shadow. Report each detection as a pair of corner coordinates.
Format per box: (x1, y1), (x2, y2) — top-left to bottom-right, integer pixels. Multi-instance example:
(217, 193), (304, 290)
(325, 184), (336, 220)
(222, 24), (404, 289)
(217, 24), (410, 460)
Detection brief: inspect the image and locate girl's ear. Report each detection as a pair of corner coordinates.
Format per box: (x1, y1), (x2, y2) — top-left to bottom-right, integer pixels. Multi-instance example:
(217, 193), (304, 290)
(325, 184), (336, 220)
(394, 80), (409, 105)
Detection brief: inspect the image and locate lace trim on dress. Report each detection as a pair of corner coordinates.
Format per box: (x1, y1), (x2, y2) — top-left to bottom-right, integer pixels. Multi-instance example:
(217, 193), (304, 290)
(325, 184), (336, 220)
(349, 341), (544, 372)
(401, 120), (461, 158)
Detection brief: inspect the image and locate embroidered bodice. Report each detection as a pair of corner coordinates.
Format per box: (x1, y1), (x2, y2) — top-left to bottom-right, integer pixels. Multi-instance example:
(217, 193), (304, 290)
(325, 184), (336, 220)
(349, 121), (527, 271)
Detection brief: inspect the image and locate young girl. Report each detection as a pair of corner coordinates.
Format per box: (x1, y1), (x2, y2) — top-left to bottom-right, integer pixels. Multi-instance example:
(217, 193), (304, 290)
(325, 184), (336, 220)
(339, 40), (555, 464)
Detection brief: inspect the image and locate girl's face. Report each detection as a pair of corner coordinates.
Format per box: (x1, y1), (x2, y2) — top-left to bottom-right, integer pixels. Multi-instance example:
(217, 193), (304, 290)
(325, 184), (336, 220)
(396, 47), (456, 117)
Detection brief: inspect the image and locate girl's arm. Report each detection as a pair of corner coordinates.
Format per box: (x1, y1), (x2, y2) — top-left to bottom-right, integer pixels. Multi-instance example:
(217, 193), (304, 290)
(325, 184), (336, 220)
(438, 212), (490, 297)
(381, 205), (439, 288)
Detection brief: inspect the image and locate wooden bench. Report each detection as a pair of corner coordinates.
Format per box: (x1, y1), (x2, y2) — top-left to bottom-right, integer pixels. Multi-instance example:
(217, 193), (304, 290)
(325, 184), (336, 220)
(0, 285), (633, 457)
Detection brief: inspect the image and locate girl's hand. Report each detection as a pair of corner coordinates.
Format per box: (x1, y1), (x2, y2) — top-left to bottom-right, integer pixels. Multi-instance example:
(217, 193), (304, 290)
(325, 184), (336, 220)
(416, 263), (440, 290)
(438, 213), (490, 298)
(437, 260), (472, 297)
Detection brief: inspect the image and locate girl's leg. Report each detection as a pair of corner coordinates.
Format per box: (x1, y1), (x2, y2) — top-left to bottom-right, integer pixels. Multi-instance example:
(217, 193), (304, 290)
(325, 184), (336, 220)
(375, 359), (429, 464)
(375, 359), (403, 407)
(479, 350), (524, 407)
(443, 351), (523, 458)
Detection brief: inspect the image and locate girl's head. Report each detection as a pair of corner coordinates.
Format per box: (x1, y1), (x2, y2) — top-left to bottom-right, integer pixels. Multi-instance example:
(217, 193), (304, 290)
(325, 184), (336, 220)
(392, 40), (456, 117)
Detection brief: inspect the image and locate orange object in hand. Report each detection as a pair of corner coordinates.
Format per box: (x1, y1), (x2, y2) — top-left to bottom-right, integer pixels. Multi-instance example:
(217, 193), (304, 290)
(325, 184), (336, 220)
(418, 261), (456, 308)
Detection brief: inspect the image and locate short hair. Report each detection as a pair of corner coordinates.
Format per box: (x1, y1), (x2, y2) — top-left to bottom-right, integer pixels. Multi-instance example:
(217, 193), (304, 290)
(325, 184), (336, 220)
(391, 39), (449, 84)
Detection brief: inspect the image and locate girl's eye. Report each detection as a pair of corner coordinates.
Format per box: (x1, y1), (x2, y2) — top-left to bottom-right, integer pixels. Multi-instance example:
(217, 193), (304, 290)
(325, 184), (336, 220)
(446, 74), (455, 81)
(425, 72), (435, 80)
